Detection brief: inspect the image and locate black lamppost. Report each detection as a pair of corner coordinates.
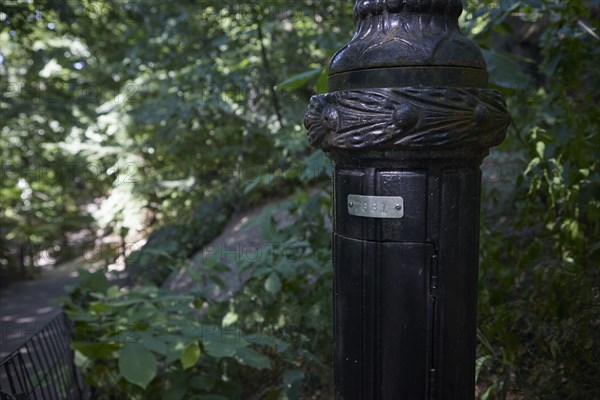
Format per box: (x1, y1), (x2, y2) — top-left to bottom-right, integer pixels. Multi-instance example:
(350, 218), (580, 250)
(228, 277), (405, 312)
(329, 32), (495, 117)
(305, 1), (510, 399)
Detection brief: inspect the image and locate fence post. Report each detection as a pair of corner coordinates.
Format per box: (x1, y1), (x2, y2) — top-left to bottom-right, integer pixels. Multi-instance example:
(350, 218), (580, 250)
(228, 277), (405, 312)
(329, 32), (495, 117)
(304, 1), (510, 398)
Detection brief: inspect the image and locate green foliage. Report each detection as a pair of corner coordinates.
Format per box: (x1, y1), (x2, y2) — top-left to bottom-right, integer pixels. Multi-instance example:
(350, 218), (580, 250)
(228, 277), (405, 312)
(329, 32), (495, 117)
(62, 274), (270, 399)
(4, 0), (599, 398)
(127, 189), (238, 285)
(197, 187), (334, 393)
(62, 166), (333, 397)
(463, 0), (600, 398)
(1, 0), (351, 273)
(62, 218), (331, 400)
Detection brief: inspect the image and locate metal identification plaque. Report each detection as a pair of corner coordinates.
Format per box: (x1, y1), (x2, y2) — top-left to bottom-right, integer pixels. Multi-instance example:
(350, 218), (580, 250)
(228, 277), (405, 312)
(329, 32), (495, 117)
(347, 194), (404, 219)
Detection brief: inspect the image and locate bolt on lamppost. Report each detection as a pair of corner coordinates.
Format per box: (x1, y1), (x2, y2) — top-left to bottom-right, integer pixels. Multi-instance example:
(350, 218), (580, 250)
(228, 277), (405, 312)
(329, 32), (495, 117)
(305, 0), (510, 399)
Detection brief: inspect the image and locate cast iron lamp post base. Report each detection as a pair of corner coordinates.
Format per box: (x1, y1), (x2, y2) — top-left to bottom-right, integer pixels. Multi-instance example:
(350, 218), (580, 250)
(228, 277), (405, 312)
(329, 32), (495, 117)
(304, 1), (510, 399)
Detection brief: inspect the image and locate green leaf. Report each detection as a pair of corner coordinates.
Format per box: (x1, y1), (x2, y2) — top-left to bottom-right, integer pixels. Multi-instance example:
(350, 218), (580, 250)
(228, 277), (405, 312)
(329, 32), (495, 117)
(72, 342), (119, 360)
(118, 342), (157, 389)
(251, 266), (272, 278)
(89, 301), (109, 314)
(203, 340), (238, 358)
(283, 369), (304, 385)
(140, 336), (167, 355)
(301, 150), (328, 182)
(276, 68), (323, 90)
(475, 355), (491, 383)
(165, 341), (186, 364)
(181, 327), (204, 338)
(264, 272), (282, 294)
(180, 342), (201, 370)
(162, 381), (187, 400)
(316, 68), (328, 94)
(73, 350), (89, 368)
(234, 347), (271, 369)
(78, 269), (111, 293)
(481, 49), (530, 90)
(222, 311), (238, 327)
(106, 285), (120, 297)
(536, 141), (545, 159)
(283, 369), (305, 399)
(106, 298), (144, 307)
(190, 375), (215, 391)
(525, 157), (540, 175)
(196, 395), (228, 400)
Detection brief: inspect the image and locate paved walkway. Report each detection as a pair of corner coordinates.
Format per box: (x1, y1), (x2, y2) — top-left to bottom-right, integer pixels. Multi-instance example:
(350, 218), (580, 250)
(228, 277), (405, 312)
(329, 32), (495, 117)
(0, 257), (107, 358)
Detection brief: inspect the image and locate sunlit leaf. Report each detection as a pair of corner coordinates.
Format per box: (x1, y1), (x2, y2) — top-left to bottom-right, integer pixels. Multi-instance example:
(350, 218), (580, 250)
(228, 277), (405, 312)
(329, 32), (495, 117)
(264, 272), (282, 294)
(276, 68), (324, 90)
(180, 342), (201, 370)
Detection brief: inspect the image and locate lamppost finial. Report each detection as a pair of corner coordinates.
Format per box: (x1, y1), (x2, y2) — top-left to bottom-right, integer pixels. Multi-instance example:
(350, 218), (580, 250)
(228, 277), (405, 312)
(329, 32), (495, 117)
(330, 0), (486, 80)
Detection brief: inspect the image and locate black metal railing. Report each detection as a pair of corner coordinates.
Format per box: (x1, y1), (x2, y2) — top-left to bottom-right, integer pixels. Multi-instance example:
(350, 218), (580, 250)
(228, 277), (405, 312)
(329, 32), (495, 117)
(0, 313), (91, 400)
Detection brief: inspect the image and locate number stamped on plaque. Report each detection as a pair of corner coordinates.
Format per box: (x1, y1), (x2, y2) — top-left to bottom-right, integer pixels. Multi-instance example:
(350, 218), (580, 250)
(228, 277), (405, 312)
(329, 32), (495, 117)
(347, 194), (404, 219)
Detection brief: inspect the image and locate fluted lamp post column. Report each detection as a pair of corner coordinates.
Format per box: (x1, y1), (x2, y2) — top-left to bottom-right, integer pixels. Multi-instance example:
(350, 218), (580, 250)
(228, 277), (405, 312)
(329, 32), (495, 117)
(304, 1), (510, 399)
